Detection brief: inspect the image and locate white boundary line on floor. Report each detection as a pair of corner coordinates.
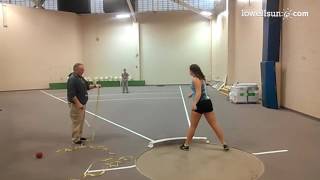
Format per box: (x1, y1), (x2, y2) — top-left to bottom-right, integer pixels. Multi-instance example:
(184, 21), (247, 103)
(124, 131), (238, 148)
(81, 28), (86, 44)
(87, 97), (180, 102)
(87, 165), (137, 174)
(57, 92), (180, 98)
(40, 90), (154, 142)
(148, 136), (209, 147)
(40, 90), (68, 103)
(51, 89), (179, 96)
(39, 90), (92, 127)
(85, 111), (154, 142)
(83, 163), (94, 177)
(179, 86), (191, 127)
(253, 150), (288, 155)
(128, 89), (179, 93)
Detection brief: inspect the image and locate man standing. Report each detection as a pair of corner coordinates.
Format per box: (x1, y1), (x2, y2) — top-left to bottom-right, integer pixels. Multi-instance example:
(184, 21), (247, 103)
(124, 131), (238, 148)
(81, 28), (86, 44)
(67, 63), (99, 145)
(121, 68), (129, 93)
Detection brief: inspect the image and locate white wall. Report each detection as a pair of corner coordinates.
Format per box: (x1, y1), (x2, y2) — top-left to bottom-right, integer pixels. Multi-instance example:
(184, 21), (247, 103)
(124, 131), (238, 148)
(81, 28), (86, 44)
(211, 11), (228, 82)
(223, 0), (319, 118)
(81, 14), (140, 80)
(281, 0), (320, 118)
(211, 0), (263, 86)
(0, 5), (82, 91)
(139, 11), (212, 85)
(0, 7), (213, 90)
(81, 12), (212, 85)
(227, 0), (263, 86)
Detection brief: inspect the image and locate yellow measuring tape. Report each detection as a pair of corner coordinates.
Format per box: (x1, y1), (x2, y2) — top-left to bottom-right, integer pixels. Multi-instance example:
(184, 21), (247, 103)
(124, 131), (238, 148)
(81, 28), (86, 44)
(56, 145), (110, 153)
(58, 145), (134, 179)
(83, 156), (134, 178)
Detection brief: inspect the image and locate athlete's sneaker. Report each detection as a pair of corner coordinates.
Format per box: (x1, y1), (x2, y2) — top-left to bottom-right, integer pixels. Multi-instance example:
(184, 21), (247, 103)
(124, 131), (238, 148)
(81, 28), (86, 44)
(223, 144), (230, 151)
(180, 144), (190, 151)
(80, 137), (87, 141)
(73, 140), (83, 145)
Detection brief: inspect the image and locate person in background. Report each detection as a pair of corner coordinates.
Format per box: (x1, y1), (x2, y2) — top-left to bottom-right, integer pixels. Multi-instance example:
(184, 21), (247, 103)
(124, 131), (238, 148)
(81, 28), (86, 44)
(121, 68), (129, 93)
(67, 63), (100, 145)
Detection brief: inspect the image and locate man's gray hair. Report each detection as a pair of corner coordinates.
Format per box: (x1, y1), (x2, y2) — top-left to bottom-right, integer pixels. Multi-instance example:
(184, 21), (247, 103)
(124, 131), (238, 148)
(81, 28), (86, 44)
(73, 63), (83, 71)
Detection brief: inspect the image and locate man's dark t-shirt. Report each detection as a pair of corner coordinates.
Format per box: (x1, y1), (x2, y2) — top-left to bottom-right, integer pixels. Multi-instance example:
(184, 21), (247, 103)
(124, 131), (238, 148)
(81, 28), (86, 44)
(67, 73), (90, 105)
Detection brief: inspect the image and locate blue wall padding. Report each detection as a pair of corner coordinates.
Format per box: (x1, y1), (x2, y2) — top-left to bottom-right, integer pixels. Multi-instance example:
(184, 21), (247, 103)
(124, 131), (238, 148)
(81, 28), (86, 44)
(262, 16), (282, 62)
(261, 0), (281, 109)
(261, 61), (278, 109)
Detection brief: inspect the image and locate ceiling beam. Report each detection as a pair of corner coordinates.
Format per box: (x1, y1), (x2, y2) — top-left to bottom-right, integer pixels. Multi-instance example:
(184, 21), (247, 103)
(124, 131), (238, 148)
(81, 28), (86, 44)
(126, 0), (136, 22)
(171, 0), (212, 20)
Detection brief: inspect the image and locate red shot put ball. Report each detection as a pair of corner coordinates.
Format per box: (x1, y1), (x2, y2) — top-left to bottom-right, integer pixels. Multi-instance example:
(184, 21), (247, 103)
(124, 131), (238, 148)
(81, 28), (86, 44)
(35, 152), (43, 159)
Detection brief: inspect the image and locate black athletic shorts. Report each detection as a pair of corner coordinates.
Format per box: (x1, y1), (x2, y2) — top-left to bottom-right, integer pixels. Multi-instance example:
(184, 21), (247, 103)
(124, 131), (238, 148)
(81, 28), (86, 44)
(194, 99), (214, 114)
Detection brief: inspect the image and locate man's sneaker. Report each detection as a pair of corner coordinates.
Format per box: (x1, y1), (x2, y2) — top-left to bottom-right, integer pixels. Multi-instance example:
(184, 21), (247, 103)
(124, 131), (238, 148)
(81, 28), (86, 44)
(180, 144), (190, 151)
(223, 144), (230, 151)
(80, 137), (87, 141)
(73, 140), (83, 145)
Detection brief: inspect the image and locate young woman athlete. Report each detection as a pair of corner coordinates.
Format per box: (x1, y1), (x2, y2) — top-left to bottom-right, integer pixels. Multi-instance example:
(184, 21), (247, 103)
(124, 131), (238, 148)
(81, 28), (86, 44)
(180, 64), (229, 151)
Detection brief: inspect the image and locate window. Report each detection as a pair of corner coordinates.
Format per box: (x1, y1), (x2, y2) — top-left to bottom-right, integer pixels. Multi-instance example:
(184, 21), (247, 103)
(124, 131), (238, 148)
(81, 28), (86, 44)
(43, 0), (57, 10)
(0, 0), (57, 10)
(137, 0), (215, 12)
(90, 0), (103, 14)
(0, 0), (215, 14)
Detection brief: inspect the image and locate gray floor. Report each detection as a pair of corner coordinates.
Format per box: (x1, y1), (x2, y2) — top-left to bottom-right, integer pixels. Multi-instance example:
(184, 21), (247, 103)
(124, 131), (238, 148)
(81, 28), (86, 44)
(0, 85), (319, 180)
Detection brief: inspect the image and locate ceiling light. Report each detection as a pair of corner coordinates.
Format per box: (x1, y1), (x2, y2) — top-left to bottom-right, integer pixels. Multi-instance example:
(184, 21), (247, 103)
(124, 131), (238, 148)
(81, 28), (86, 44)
(115, 14), (131, 19)
(200, 11), (212, 17)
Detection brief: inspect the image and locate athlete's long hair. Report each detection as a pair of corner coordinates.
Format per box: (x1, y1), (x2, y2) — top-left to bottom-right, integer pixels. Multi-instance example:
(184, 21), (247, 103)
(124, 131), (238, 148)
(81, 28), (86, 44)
(189, 64), (206, 80)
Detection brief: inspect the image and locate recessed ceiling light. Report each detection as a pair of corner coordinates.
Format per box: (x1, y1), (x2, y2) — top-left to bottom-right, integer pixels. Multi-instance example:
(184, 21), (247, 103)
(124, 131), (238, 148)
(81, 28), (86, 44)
(115, 14), (131, 19)
(200, 11), (212, 17)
